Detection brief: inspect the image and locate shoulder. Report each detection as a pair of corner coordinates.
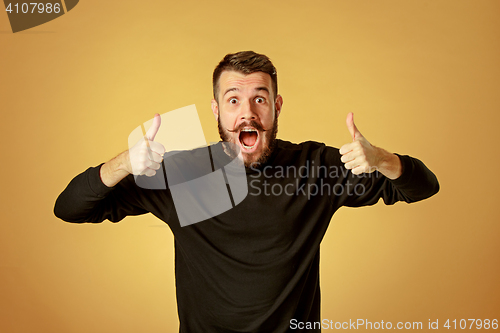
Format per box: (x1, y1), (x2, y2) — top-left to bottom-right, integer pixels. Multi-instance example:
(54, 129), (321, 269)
(273, 139), (342, 165)
(275, 139), (339, 155)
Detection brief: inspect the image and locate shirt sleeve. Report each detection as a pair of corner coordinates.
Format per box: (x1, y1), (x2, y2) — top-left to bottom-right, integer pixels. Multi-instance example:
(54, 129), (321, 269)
(54, 163), (150, 223)
(325, 147), (440, 208)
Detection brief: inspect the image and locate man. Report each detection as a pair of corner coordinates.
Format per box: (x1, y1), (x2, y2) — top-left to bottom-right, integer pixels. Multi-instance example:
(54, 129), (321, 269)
(54, 51), (439, 332)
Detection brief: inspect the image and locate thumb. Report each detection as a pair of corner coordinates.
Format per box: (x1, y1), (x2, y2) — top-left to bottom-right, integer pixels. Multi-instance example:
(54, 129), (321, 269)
(346, 112), (362, 141)
(146, 113), (161, 141)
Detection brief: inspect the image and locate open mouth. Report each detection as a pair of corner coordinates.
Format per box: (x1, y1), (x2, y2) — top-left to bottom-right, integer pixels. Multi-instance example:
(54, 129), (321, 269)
(239, 128), (259, 150)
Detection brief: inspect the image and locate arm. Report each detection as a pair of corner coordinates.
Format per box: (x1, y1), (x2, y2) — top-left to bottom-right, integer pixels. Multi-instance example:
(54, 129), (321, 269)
(53, 163), (148, 223)
(341, 153), (439, 207)
(336, 112), (439, 206)
(54, 114), (166, 222)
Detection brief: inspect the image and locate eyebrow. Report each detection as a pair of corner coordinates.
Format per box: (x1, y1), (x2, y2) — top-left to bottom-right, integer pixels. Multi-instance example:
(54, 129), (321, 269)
(222, 86), (270, 98)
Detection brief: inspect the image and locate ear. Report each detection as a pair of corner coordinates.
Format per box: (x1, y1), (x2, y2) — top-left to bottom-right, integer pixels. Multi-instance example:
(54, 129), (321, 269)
(275, 94), (283, 118)
(211, 99), (219, 121)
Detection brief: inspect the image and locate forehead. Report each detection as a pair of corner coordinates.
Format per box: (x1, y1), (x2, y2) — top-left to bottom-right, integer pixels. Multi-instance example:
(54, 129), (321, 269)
(218, 70), (272, 94)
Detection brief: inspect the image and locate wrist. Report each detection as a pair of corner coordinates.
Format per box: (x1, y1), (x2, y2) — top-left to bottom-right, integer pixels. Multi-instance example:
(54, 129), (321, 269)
(376, 148), (402, 180)
(100, 151), (131, 187)
(117, 150), (132, 174)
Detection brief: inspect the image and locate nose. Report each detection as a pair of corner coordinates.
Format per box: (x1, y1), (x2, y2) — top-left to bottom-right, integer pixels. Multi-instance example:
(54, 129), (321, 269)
(239, 99), (257, 121)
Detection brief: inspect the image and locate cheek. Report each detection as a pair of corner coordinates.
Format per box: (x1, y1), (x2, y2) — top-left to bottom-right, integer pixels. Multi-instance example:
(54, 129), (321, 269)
(262, 110), (276, 125)
(219, 114), (237, 129)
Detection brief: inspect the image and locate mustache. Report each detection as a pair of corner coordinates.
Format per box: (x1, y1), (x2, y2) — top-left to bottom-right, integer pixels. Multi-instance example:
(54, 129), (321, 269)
(226, 120), (269, 133)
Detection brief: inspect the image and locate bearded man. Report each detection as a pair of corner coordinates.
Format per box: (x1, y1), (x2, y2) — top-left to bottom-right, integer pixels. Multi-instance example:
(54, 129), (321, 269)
(55, 51), (439, 332)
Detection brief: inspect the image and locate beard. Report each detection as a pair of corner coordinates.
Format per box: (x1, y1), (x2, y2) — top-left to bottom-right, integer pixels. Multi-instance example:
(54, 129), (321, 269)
(218, 115), (278, 168)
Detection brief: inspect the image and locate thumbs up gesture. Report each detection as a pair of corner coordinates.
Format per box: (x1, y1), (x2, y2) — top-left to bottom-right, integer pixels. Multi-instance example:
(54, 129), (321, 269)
(127, 113), (166, 177)
(339, 113), (381, 175)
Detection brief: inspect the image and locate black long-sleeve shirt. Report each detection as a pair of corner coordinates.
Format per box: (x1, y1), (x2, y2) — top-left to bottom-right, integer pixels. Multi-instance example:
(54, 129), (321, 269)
(54, 139), (439, 332)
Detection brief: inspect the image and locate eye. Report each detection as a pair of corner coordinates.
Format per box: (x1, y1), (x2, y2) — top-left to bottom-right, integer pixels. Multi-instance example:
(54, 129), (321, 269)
(255, 97), (266, 104)
(229, 98), (238, 104)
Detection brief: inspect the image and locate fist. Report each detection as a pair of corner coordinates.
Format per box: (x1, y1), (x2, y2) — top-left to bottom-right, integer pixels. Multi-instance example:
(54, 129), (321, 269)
(339, 113), (381, 175)
(128, 113), (166, 177)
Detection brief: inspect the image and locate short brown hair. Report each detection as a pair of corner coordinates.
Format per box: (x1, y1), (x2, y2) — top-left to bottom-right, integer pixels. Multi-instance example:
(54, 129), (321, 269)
(213, 51), (278, 102)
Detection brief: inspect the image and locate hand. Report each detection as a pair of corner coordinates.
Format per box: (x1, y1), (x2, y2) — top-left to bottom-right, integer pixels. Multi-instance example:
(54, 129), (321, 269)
(127, 113), (166, 177)
(339, 113), (382, 175)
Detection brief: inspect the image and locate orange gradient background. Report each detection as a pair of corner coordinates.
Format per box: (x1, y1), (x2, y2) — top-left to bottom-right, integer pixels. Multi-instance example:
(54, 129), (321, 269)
(1, 1), (499, 332)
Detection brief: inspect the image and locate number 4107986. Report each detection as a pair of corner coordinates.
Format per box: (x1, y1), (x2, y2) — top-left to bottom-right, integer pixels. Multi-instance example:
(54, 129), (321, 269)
(444, 319), (498, 330)
(5, 3), (62, 14)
